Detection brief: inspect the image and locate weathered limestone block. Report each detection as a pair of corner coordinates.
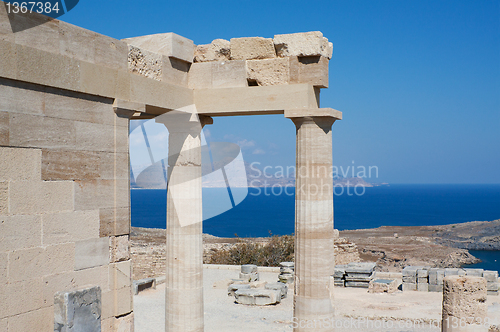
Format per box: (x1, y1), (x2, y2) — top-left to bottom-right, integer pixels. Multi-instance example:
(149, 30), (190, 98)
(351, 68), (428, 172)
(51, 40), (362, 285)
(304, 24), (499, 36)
(9, 243), (75, 282)
(123, 32), (195, 63)
(54, 286), (101, 332)
(0, 215), (41, 251)
(228, 283), (250, 296)
(464, 268), (484, 277)
(289, 55), (329, 88)
(212, 60), (247, 88)
(0, 181), (7, 214)
(128, 46), (162, 81)
(402, 282), (417, 291)
(442, 276), (488, 332)
(274, 31), (333, 59)
(188, 62), (212, 89)
(429, 268), (445, 285)
(74, 179), (129, 210)
(109, 260), (132, 291)
(278, 274), (294, 284)
(483, 271), (499, 282)
(162, 55), (190, 86)
(75, 237), (109, 270)
(247, 58), (290, 86)
(417, 268), (429, 278)
(0, 278), (44, 318)
(42, 210), (99, 245)
(368, 279), (398, 293)
(0, 146), (41, 181)
(417, 283), (429, 292)
(110, 235), (130, 262)
(445, 268), (466, 277)
(9, 180), (74, 214)
(194, 39), (231, 62)
(7, 307), (53, 332)
(418, 277), (429, 284)
(230, 37), (276, 60)
(99, 206), (130, 237)
(0, 111), (8, 145)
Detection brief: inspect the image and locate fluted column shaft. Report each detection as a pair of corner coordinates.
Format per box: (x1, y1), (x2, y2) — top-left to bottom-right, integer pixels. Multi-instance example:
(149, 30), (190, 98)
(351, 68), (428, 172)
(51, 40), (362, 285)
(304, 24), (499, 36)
(291, 116), (336, 331)
(157, 114), (211, 332)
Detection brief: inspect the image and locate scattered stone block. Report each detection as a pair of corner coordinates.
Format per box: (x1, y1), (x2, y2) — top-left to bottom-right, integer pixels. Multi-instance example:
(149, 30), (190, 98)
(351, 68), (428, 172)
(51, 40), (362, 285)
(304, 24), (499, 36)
(278, 274), (294, 284)
(417, 268), (429, 278)
(417, 277), (429, 284)
(265, 282), (288, 299)
(444, 268), (465, 277)
(273, 31), (333, 59)
(464, 268), (484, 277)
(228, 283), (250, 296)
(194, 39), (230, 62)
(246, 58), (290, 86)
(241, 264), (258, 274)
(54, 286), (101, 332)
(239, 272), (259, 282)
(483, 270), (499, 282)
(345, 281), (370, 288)
(402, 282), (417, 292)
(230, 37), (276, 60)
(429, 284), (443, 292)
(417, 283), (429, 292)
(132, 278), (156, 295)
(368, 279), (398, 293)
(442, 276), (487, 331)
(234, 289), (281, 305)
(429, 268), (445, 285)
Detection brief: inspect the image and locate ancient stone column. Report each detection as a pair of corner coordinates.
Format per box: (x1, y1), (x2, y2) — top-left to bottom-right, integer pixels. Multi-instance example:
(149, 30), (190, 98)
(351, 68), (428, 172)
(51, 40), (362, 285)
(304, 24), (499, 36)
(285, 108), (342, 331)
(156, 110), (212, 332)
(442, 276), (489, 332)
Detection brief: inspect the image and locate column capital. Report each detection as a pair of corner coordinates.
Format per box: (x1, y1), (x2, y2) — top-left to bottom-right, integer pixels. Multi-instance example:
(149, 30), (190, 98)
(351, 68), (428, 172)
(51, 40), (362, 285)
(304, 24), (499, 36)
(284, 108), (342, 120)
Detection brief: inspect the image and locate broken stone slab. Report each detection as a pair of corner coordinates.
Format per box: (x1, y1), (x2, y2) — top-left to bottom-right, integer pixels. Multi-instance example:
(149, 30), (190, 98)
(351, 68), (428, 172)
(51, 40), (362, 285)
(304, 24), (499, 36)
(402, 283), (417, 292)
(241, 264), (258, 274)
(344, 276), (373, 282)
(230, 37), (276, 60)
(249, 280), (267, 289)
(54, 286), (101, 332)
(345, 262), (376, 274)
(265, 282), (288, 299)
(368, 279), (398, 294)
(193, 39), (231, 62)
(334, 281), (345, 287)
(228, 283), (251, 296)
(334, 265), (347, 278)
(239, 272), (259, 282)
(234, 289), (281, 305)
(132, 278), (156, 295)
(273, 31), (333, 59)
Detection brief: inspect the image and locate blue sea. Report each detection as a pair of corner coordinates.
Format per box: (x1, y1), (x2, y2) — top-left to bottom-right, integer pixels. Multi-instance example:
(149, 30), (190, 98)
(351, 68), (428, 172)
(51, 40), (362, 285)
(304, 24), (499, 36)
(131, 184), (500, 272)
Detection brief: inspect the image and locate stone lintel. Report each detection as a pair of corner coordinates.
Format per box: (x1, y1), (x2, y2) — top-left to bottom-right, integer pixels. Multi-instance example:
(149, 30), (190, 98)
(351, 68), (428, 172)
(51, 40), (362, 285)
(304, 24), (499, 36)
(284, 108), (342, 120)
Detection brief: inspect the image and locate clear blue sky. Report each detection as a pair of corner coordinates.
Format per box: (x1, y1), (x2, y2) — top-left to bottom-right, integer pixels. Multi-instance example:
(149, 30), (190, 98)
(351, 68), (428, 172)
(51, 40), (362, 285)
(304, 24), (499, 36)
(61, 0), (500, 184)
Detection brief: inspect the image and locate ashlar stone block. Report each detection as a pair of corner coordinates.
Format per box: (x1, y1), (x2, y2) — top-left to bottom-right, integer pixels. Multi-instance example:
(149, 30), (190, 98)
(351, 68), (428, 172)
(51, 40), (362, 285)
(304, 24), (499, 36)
(0, 214), (41, 251)
(99, 206), (130, 237)
(290, 55), (329, 88)
(42, 210), (99, 245)
(274, 31), (333, 59)
(212, 60), (247, 88)
(230, 37), (276, 60)
(162, 56), (190, 87)
(194, 39), (231, 62)
(7, 306), (53, 332)
(0, 146), (41, 181)
(54, 286), (101, 332)
(9, 180), (74, 214)
(110, 235), (130, 263)
(75, 237), (109, 270)
(188, 62), (212, 89)
(246, 58), (290, 86)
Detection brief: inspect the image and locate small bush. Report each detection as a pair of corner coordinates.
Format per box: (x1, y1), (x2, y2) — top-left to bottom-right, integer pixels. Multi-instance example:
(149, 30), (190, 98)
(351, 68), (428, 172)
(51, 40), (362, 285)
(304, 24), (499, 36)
(208, 234), (294, 266)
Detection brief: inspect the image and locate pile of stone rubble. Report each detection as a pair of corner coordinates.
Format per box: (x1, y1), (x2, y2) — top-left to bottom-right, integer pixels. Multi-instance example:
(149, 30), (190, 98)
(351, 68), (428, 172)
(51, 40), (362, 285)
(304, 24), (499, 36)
(334, 262), (376, 288)
(227, 264), (289, 306)
(402, 266), (499, 295)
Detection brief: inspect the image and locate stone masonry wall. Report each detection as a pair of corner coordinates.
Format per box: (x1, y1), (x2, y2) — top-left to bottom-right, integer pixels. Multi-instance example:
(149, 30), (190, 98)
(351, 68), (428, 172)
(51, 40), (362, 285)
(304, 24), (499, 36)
(0, 80), (132, 331)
